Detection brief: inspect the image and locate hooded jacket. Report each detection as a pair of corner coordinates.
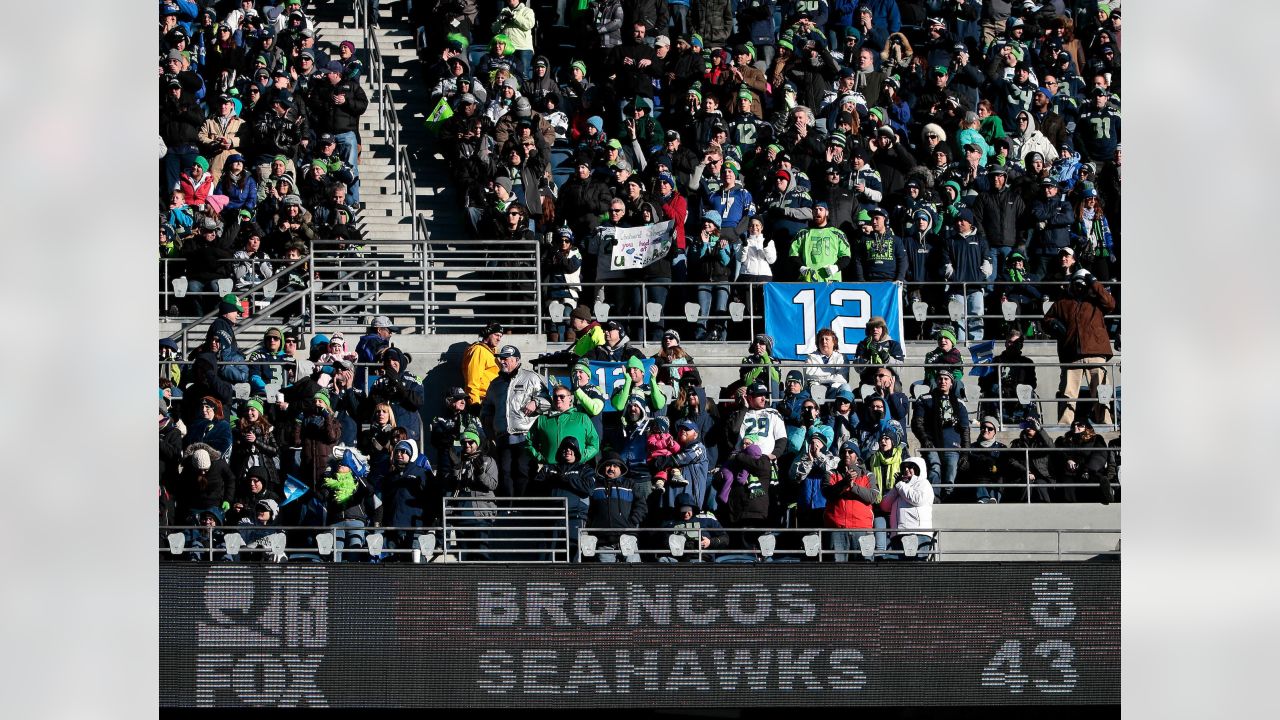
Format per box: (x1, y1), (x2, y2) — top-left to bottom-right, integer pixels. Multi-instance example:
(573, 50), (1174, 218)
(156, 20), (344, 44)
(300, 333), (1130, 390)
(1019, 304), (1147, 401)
(531, 436), (596, 522)
(879, 456), (934, 535)
(461, 341), (500, 406)
(177, 443), (237, 511)
(383, 439), (438, 527)
(1009, 110), (1058, 167)
(973, 182), (1025, 248)
(853, 229), (907, 281)
(942, 226), (991, 284)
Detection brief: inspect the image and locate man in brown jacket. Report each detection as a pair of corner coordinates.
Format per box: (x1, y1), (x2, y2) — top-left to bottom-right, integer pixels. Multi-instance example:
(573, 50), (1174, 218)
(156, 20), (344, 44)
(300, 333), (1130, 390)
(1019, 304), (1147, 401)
(1044, 269), (1116, 425)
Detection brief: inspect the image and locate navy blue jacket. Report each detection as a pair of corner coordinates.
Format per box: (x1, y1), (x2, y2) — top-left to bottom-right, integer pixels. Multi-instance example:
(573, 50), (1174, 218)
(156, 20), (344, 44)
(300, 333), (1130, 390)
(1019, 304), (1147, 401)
(853, 231), (908, 281)
(1030, 196), (1073, 255)
(942, 229), (991, 284)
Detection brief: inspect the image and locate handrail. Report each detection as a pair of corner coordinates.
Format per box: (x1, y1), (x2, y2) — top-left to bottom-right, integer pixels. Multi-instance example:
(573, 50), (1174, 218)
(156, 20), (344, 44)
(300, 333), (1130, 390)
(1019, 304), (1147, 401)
(165, 253), (312, 353)
(158, 525), (1121, 562)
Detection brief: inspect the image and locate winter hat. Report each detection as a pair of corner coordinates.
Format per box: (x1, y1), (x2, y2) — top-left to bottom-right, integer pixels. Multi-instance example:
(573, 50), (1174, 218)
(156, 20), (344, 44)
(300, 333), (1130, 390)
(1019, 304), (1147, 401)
(597, 450), (629, 475)
(626, 355), (645, 371)
(192, 156), (210, 172)
(662, 329), (681, 343)
(313, 391), (331, 409)
(786, 369), (803, 384)
(938, 327), (958, 345)
(245, 397), (265, 416)
(702, 209), (722, 227)
(256, 499), (280, 520)
(570, 305), (593, 322)
(981, 416), (1000, 430)
(658, 173), (675, 188)
(218, 296), (242, 316)
(675, 492), (698, 513)
(192, 449), (212, 471)
(394, 439), (415, 457)
(571, 60), (587, 76)
(586, 115), (604, 132)
(572, 361), (592, 380)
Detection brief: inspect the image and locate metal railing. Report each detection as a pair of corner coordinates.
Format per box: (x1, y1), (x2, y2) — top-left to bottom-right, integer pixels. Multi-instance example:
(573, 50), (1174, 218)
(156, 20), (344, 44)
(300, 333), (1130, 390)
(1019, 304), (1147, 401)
(420, 237), (543, 334)
(532, 357), (1120, 428)
(157, 524), (1120, 563)
(534, 278), (1120, 344)
(577, 527), (1121, 563)
(163, 254), (314, 354)
(441, 496), (572, 563)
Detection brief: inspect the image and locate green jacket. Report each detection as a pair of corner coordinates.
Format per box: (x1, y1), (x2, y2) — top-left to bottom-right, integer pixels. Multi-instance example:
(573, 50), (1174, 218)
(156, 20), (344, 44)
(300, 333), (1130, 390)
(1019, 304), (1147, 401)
(790, 225), (851, 282)
(529, 408), (600, 464)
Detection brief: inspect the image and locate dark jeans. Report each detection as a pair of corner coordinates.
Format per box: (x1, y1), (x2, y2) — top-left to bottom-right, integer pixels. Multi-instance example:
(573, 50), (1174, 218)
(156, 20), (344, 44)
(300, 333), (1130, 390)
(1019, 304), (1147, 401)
(497, 440), (534, 498)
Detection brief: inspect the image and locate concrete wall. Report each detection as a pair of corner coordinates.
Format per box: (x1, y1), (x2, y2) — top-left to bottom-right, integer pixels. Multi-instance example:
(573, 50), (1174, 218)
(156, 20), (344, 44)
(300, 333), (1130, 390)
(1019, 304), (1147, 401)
(932, 503), (1121, 561)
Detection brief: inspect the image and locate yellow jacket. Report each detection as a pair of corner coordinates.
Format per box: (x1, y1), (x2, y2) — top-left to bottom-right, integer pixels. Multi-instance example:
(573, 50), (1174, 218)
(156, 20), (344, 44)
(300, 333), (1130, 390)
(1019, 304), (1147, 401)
(462, 341), (499, 405)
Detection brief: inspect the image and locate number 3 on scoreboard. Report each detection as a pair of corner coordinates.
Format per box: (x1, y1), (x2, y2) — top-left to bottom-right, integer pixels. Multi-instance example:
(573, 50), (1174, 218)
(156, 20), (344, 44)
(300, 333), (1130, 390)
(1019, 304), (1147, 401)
(790, 288), (871, 355)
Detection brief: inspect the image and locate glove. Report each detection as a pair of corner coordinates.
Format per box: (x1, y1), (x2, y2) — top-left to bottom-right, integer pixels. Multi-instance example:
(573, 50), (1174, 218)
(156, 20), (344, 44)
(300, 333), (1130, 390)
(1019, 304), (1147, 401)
(799, 265), (810, 276)
(980, 260), (993, 278)
(944, 263), (954, 279)
(652, 455), (671, 470)
(221, 501), (231, 512)
(825, 264), (839, 276)
(324, 474), (358, 504)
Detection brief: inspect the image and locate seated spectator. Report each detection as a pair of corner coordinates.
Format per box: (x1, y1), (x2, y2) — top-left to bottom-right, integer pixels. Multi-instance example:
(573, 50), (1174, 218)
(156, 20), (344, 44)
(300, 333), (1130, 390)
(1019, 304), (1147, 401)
(659, 491), (730, 561)
(966, 416), (1015, 504)
(214, 153), (258, 224)
(852, 315), (905, 386)
(805, 328), (851, 401)
(230, 223), (273, 292)
(181, 217), (234, 316)
(923, 326), (964, 390)
(978, 331), (1039, 425)
(911, 372), (970, 502)
(1009, 416), (1055, 503)
(1052, 418), (1113, 504)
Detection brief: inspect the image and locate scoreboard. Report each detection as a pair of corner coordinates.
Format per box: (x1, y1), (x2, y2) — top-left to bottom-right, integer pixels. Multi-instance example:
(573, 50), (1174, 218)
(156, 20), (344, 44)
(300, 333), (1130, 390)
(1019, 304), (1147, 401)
(160, 563), (1119, 707)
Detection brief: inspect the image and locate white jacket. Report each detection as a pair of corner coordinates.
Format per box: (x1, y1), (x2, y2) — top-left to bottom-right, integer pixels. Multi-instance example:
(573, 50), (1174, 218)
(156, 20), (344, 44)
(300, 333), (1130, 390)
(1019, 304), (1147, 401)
(737, 233), (776, 277)
(880, 457), (934, 536)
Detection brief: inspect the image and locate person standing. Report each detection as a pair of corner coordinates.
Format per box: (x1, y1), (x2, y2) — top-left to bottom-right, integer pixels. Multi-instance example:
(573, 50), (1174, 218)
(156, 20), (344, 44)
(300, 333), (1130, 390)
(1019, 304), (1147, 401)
(462, 322), (504, 412)
(481, 345), (549, 498)
(1043, 269), (1116, 426)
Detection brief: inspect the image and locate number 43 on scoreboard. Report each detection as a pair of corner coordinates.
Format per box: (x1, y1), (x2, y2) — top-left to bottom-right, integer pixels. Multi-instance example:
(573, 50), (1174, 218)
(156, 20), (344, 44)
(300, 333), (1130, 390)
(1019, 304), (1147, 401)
(981, 572), (1081, 693)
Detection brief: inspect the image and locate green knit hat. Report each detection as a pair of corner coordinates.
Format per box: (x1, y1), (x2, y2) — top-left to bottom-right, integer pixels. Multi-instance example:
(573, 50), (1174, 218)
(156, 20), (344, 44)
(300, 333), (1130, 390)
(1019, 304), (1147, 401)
(688, 88), (702, 103)
(193, 156), (209, 171)
(573, 361), (592, 378)
(869, 107), (887, 125)
(738, 87), (754, 102)
(938, 327), (958, 345)
(273, 154), (289, 164)
(857, 209), (872, 222)
(626, 356), (644, 371)
(571, 60), (587, 76)
(462, 429), (481, 444)
(767, 143), (783, 154)
(723, 159), (741, 175)
(245, 398), (265, 415)
(778, 36), (794, 51)
(313, 391), (331, 409)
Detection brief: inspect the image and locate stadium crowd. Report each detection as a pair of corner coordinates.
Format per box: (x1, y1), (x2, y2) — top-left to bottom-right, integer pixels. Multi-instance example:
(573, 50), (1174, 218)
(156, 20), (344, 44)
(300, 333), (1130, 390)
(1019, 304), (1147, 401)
(416, 0), (1120, 344)
(158, 1), (1121, 560)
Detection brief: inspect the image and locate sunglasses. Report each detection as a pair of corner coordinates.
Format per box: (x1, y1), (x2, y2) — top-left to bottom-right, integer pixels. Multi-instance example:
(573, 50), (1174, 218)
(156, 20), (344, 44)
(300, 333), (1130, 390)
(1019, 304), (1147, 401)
(840, 449), (857, 454)
(981, 425), (996, 432)
(507, 211), (523, 216)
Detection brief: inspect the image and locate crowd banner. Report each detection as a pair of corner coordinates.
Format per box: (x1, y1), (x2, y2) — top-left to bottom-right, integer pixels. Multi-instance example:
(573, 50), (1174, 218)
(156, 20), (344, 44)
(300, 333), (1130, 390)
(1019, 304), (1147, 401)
(548, 358), (658, 413)
(763, 283), (905, 361)
(591, 222), (673, 278)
